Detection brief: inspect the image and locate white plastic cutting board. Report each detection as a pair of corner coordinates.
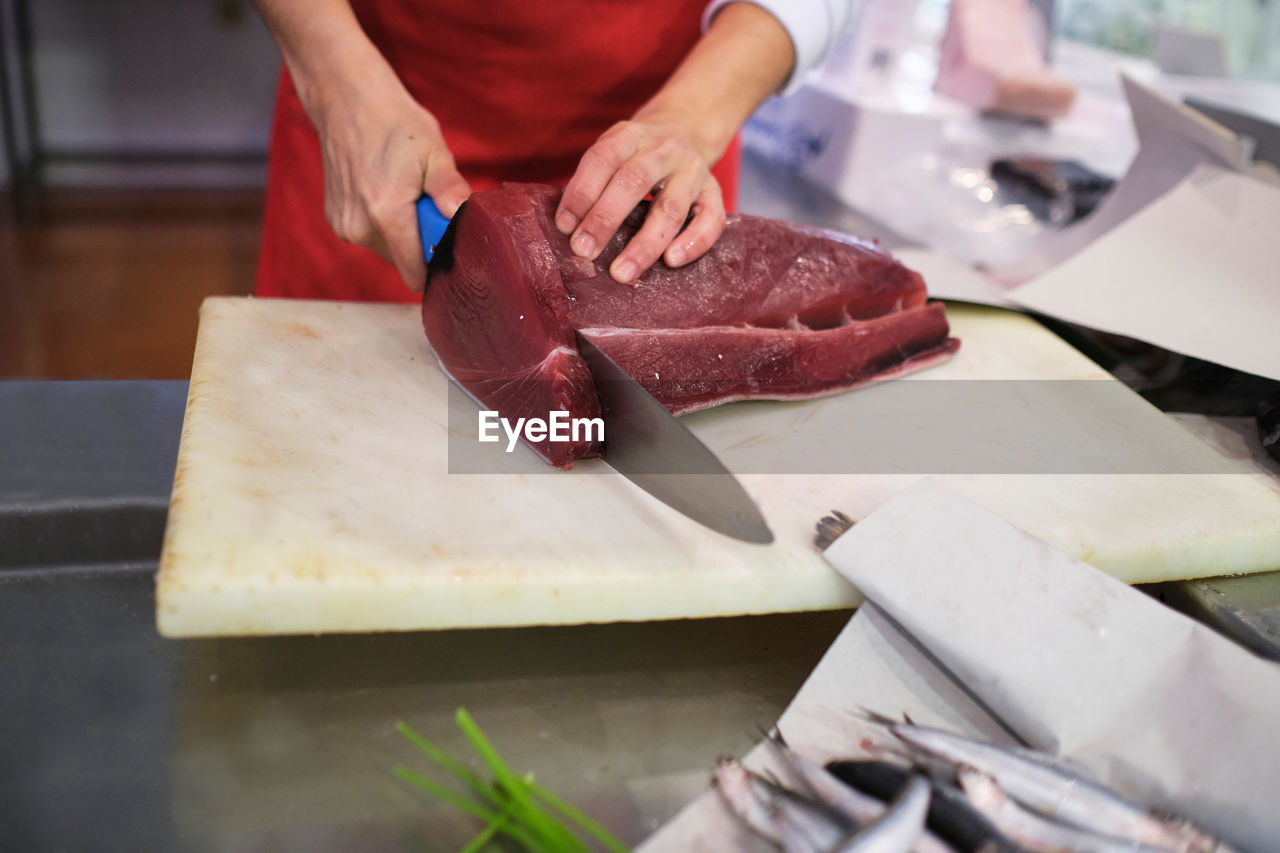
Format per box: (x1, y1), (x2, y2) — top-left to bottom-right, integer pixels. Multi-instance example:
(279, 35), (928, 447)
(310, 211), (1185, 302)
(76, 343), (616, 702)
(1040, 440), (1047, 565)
(156, 297), (1280, 637)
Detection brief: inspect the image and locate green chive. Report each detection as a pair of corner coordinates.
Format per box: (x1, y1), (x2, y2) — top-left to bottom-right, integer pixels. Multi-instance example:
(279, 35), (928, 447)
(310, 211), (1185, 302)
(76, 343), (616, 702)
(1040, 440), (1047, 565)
(396, 720), (499, 807)
(394, 765), (540, 850)
(530, 781), (630, 853)
(395, 710), (631, 853)
(455, 709), (586, 852)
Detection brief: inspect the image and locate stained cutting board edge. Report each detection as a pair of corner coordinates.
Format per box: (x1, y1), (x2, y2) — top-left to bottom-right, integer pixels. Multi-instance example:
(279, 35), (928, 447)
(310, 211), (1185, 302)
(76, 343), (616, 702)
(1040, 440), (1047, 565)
(156, 548), (862, 637)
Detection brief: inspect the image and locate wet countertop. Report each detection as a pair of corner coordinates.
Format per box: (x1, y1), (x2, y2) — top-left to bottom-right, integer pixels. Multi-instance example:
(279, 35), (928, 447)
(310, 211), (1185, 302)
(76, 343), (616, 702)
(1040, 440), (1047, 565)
(4, 157), (1279, 850)
(1, 551), (848, 850)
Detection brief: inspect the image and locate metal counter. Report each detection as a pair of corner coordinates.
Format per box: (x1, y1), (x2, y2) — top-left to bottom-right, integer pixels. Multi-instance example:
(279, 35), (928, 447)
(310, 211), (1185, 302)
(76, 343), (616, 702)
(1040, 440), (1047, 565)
(1, 566), (846, 850)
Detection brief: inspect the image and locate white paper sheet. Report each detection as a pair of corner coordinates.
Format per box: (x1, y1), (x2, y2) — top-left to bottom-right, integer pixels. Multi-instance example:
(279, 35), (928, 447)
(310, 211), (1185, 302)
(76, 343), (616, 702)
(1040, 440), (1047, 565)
(641, 482), (1280, 852)
(825, 481), (1280, 852)
(1011, 163), (1280, 382)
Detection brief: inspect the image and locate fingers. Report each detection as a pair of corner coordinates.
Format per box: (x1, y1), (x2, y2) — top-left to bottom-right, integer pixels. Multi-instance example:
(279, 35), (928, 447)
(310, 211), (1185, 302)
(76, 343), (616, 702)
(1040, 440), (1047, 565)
(374, 193), (429, 291)
(570, 155), (669, 270)
(374, 145), (471, 291)
(611, 177), (724, 284)
(562, 139), (666, 265)
(556, 120), (726, 285)
(607, 169), (701, 284)
(391, 152), (470, 292)
(555, 125), (638, 238)
(664, 181), (725, 268)
(422, 148), (471, 218)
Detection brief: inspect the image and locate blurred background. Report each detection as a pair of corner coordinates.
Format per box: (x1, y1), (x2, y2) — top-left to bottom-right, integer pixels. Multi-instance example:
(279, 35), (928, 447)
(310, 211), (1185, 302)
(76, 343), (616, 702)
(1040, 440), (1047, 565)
(1, 0), (1277, 380)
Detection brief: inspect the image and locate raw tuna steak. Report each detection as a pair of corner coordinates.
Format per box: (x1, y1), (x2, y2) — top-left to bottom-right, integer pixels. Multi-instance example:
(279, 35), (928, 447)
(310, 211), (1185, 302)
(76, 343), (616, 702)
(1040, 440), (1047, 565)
(422, 184), (958, 468)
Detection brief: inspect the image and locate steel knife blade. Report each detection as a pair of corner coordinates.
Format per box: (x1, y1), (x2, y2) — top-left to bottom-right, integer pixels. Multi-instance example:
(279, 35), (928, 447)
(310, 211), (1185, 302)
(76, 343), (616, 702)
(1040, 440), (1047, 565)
(575, 331), (774, 544)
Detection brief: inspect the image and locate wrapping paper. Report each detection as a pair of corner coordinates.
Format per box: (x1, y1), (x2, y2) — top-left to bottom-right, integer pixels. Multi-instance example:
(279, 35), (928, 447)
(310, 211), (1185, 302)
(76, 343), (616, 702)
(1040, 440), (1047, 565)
(1011, 163), (1280, 381)
(642, 481), (1280, 852)
(992, 75), (1252, 284)
(916, 77), (1280, 382)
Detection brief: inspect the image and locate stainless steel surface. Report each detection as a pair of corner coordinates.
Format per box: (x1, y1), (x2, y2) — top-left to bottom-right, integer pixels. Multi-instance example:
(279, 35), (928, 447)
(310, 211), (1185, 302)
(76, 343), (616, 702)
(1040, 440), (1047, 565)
(1152, 572), (1280, 663)
(1, 381), (184, 568)
(0, 566), (847, 850)
(575, 331), (773, 545)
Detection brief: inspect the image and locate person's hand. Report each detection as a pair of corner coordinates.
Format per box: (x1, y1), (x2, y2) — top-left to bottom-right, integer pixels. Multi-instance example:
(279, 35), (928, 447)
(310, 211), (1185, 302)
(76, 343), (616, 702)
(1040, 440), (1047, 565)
(554, 115), (726, 285)
(255, 0), (471, 291)
(550, 1), (799, 287)
(314, 87), (471, 291)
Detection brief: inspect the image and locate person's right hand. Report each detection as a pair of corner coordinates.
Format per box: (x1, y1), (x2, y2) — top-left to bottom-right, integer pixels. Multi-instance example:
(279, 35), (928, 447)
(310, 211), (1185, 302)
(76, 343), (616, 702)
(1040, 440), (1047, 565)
(314, 87), (471, 291)
(254, 0), (471, 290)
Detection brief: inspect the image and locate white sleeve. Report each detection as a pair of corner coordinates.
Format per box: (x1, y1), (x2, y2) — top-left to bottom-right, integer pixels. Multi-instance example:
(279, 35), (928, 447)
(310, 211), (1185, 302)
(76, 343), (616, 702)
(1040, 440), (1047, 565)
(702, 0), (859, 96)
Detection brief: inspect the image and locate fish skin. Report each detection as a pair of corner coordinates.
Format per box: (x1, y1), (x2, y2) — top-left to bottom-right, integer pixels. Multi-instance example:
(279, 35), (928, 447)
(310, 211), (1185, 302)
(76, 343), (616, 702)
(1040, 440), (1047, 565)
(836, 775), (933, 853)
(882, 721), (1220, 853)
(957, 768), (1173, 853)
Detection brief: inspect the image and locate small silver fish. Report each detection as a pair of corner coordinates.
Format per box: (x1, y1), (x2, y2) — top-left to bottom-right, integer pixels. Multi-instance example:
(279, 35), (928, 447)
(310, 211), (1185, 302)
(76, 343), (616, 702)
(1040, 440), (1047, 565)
(836, 775), (932, 853)
(763, 732), (955, 853)
(957, 767), (1172, 853)
(714, 757), (847, 853)
(715, 757), (790, 845)
(763, 731), (888, 826)
(877, 719), (1220, 853)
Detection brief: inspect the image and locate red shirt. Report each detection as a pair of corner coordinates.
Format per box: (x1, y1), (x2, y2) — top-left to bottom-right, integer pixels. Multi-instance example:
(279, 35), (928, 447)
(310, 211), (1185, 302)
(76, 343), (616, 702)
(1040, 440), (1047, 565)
(255, 0), (742, 303)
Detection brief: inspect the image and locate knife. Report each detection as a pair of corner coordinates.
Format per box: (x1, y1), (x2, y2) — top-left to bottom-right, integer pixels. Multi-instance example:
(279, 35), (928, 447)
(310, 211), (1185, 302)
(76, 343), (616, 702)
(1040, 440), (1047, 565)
(417, 196), (774, 545)
(417, 196), (452, 264)
(574, 331), (773, 544)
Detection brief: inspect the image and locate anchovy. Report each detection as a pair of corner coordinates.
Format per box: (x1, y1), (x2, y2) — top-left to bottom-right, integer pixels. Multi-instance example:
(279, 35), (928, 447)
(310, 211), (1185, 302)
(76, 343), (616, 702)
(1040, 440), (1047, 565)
(714, 757), (847, 853)
(764, 733), (957, 853)
(827, 760), (1014, 853)
(715, 757), (790, 845)
(836, 775), (932, 853)
(957, 768), (1172, 853)
(878, 719), (1220, 853)
(764, 732), (891, 827)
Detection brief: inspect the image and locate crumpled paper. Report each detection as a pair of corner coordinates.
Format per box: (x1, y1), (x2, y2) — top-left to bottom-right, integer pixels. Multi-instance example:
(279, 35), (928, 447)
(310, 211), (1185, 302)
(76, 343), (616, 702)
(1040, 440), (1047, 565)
(641, 481), (1280, 852)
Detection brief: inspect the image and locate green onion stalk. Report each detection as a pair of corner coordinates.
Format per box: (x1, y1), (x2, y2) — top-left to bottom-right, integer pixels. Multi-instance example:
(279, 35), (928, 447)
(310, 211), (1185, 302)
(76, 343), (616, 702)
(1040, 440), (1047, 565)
(396, 708), (631, 853)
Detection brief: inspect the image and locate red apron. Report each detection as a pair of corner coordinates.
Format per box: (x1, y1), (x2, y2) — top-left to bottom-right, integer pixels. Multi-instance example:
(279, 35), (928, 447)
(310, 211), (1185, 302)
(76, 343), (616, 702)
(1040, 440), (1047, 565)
(255, 0), (742, 303)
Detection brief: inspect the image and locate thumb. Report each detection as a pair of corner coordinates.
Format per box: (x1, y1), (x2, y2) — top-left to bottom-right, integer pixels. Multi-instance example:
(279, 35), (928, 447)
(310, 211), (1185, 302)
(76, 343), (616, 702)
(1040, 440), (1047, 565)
(423, 152), (472, 218)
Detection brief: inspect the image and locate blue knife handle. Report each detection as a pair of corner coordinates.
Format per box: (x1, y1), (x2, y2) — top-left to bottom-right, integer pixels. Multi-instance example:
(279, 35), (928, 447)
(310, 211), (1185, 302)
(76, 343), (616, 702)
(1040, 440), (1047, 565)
(416, 196), (452, 264)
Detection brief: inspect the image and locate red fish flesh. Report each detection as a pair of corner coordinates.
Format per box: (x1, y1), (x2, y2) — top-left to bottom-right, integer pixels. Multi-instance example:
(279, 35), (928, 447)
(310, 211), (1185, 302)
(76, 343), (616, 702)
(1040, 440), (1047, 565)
(422, 184), (958, 468)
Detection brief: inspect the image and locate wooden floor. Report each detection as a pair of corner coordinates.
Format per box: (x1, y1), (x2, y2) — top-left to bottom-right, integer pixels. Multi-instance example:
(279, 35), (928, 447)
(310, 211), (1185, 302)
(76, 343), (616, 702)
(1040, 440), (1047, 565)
(1, 189), (263, 380)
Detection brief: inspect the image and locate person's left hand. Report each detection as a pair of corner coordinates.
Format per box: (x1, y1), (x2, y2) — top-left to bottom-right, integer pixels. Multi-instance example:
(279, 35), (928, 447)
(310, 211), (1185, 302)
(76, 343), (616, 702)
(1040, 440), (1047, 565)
(553, 116), (726, 285)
